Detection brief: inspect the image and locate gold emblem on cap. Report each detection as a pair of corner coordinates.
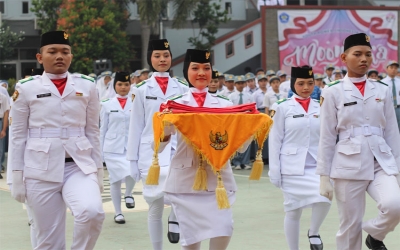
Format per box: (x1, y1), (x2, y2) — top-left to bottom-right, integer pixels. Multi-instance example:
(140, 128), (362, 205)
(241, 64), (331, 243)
(164, 42), (169, 48)
(238, 76), (242, 80)
(205, 52), (210, 60)
(309, 70), (313, 76)
(64, 32), (69, 40)
(229, 75), (233, 79)
(215, 72), (219, 76)
(125, 75), (129, 80)
(365, 35), (370, 42)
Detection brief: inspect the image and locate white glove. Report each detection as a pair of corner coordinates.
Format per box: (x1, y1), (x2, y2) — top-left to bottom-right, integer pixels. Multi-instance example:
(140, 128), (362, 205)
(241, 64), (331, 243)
(320, 175), (333, 201)
(164, 123), (174, 136)
(97, 168), (104, 193)
(11, 171), (26, 203)
(270, 178), (281, 188)
(130, 161), (140, 182)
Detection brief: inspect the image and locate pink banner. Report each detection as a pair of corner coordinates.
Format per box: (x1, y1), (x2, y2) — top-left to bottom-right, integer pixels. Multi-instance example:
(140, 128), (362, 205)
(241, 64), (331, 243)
(277, 10), (398, 74)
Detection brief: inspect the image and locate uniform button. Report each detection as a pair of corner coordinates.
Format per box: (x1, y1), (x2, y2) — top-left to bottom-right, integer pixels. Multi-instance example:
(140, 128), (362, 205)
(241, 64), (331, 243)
(366, 116), (369, 120)
(364, 101), (367, 104)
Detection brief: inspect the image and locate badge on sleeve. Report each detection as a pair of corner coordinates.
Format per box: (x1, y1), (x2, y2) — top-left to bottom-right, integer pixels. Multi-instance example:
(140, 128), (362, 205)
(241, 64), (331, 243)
(269, 110), (275, 118)
(131, 94), (135, 102)
(12, 90), (19, 102)
(320, 97), (324, 106)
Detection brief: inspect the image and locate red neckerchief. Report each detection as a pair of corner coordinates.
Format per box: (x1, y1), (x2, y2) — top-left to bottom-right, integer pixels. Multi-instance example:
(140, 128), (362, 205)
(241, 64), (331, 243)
(51, 78), (67, 95)
(295, 98), (310, 112)
(155, 77), (169, 94)
(353, 80), (366, 96)
(117, 97), (127, 109)
(192, 92), (207, 107)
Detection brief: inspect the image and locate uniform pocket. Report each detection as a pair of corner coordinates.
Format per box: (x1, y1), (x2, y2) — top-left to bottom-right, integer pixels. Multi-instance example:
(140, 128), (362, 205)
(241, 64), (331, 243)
(76, 138), (93, 151)
(24, 140), (51, 170)
(280, 147), (297, 155)
(334, 144), (361, 169)
(377, 143), (397, 168)
(171, 158), (193, 169)
(105, 133), (117, 139)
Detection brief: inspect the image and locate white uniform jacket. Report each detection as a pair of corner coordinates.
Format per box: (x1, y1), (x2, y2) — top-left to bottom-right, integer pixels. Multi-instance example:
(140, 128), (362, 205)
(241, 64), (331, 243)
(316, 76), (400, 180)
(269, 98), (320, 181)
(159, 89), (243, 193)
(100, 96), (131, 157)
(11, 72), (101, 182)
(126, 72), (189, 164)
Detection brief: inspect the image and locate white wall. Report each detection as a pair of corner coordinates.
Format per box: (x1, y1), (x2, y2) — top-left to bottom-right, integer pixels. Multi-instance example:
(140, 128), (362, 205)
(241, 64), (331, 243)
(2, 0), (34, 20)
(165, 28), (235, 58)
(171, 22), (262, 76)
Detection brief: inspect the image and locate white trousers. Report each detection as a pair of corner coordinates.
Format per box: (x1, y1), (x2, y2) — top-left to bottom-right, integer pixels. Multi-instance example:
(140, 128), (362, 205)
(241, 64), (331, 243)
(25, 163), (105, 250)
(333, 162), (400, 250)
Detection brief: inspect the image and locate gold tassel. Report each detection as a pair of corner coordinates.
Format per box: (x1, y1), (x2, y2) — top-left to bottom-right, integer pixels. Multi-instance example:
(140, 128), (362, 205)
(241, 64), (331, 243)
(215, 171), (230, 209)
(249, 149), (264, 180)
(193, 154), (208, 191)
(146, 154), (160, 185)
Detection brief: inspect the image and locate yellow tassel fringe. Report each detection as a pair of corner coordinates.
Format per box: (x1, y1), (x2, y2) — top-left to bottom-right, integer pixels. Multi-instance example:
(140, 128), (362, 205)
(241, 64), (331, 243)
(215, 171), (230, 209)
(146, 155), (160, 185)
(193, 154), (208, 191)
(249, 150), (264, 180)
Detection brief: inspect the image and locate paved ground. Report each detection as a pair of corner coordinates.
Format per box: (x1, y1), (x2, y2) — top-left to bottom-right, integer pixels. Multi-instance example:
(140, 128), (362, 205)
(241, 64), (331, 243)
(0, 165), (399, 250)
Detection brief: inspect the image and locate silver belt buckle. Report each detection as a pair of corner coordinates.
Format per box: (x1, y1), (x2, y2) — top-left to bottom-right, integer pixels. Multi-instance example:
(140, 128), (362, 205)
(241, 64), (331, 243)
(362, 124), (372, 136)
(60, 128), (69, 139)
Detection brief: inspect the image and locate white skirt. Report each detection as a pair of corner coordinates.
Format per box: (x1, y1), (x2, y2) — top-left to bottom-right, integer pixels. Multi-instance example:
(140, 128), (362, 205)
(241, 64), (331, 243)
(104, 150), (133, 184)
(165, 192), (236, 246)
(281, 165), (331, 212)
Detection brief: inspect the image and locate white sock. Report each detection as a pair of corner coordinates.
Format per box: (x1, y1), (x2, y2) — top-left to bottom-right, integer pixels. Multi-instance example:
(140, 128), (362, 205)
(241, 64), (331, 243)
(209, 236), (231, 250)
(284, 208), (303, 250)
(124, 176), (135, 197)
(148, 197), (164, 250)
(110, 181), (122, 215)
(182, 242), (201, 250)
(168, 206), (179, 233)
(309, 202), (331, 245)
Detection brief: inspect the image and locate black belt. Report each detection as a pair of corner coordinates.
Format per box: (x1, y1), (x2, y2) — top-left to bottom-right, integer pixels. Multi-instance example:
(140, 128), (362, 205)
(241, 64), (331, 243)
(65, 158), (74, 163)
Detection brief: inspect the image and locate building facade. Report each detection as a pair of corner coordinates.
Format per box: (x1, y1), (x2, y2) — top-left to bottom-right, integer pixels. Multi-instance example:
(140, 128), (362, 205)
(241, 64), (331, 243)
(0, 0), (399, 80)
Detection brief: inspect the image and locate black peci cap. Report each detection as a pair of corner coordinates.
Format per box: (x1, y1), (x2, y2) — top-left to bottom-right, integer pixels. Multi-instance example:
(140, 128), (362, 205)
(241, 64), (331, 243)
(212, 70), (219, 79)
(343, 33), (372, 52)
(184, 49), (212, 64)
(148, 39), (171, 51)
(290, 66), (314, 95)
(113, 71), (130, 89)
(183, 49), (213, 87)
(40, 31), (70, 48)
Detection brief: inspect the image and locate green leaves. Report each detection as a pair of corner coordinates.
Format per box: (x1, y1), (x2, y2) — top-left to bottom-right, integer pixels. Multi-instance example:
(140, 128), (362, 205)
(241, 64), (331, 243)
(56, 0), (132, 74)
(0, 23), (25, 62)
(188, 0), (230, 50)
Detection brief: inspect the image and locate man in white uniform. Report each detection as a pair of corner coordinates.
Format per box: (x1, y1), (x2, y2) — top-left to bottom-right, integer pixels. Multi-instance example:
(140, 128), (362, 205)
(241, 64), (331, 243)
(317, 33), (400, 250)
(10, 31), (105, 250)
(381, 60), (400, 131)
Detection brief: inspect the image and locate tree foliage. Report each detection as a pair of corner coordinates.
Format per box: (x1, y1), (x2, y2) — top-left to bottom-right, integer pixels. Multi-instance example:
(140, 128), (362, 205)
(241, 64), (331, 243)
(188, 0), (230, 50)
(133, 0), (200, 67)
(0, 23), (25, 62)
(31, 0), (63, 32)
(57, 0), (132, 74)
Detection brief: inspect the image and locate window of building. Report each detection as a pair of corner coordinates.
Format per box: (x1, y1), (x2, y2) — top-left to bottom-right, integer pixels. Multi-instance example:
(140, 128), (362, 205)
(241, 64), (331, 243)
(22, 1), (29, 14)
(244, 32), (253, 48)
(0, 1), (5, 14)
(20, 49), (38, 60)
(225, 41), (234, 58)
(225, 2), (232, 14)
